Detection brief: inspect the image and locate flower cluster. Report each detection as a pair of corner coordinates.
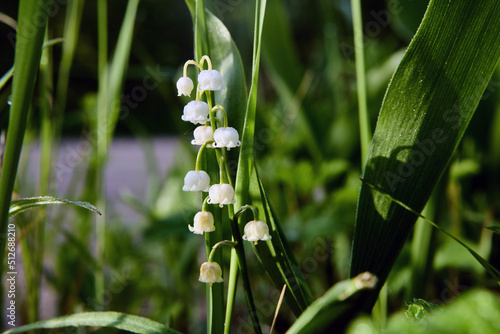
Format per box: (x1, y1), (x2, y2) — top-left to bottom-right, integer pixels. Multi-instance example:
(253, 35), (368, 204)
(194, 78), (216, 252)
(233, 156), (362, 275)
(177, 55), (270, 287)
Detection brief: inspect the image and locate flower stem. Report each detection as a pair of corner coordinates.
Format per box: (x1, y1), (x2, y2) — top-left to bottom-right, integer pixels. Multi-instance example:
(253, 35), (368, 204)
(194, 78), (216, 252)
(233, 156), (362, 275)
(195, 140), (213, 171)
(235, 204), (259, 220)
(183, 59), (201, 77)
(224, 214), (262, 334)
(199, 54), (213, 70)
(212, 105), (228, 127)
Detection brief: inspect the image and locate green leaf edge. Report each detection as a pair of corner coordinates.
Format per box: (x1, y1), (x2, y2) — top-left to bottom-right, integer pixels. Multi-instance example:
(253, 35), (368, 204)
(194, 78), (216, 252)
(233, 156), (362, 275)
(9, 196), (102, 217)
(1, 311), (181, 334)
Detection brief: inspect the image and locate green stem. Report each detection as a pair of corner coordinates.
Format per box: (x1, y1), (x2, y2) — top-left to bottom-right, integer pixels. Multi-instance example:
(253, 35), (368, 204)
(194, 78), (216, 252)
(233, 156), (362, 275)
(225, 213), (262, 334)
(195, 140), (213, 171)
(208, 240), (237, 262)
(212, 105), (228, 128)
(0, 0), (49, 272)
(31, 28), (53, 325)
(235, 204), (259, 221)
(95, 0), (108, 310)
(224, 250), (239, 334)
(351, 0), (371, 166)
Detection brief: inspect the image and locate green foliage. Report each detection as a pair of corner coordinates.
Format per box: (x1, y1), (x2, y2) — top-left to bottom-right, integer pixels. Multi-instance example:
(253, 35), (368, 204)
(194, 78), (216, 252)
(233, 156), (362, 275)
(2, 312), (181, 334)
(350, 0), (500, 311)
(2, 0), (500, 332)
(348, 289), (500, 333)
(0, 0), (50, 269)
(405, 298), (439, 320)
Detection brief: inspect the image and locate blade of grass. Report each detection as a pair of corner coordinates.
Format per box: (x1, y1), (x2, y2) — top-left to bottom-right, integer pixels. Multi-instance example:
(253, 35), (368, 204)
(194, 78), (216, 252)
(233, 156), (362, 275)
(285, 272), (377, 334)
(2, 312), (182, 334)
(9, 196), (101, 217)
(29, 28), (53, 325)
(350, 0), (500, 312)
(261, 0), (321, 163)
(0, 66), (14, 91)
(0, 0), (50, 272)
(230, 0), (314, 315)
(93, 0), (141, 309)
(95, 0), (108, 311)
(53, 0), (85, 135)
(351, 0), (371, 165)
(250, 165), (313, 315)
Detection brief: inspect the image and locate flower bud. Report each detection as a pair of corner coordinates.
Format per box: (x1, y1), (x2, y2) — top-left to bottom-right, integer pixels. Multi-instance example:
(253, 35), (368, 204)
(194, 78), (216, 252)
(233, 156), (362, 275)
(182, 101), (210, 124)
(182, 170), (210, 192)
(198, 70), (224, 91)
(189, 211), (215, 235)
(213, 127), (241, 150)
(199, 261), (223, 286)
(208, 183), (236, 208)
(176, 76), (194, 96)
(242, 220), (272, 244)
(191, 126), (214, 146)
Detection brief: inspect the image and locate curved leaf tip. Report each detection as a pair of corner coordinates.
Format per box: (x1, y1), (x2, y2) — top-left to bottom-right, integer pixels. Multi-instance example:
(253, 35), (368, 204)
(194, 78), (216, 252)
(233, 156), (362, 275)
(9, 196), (102, 217)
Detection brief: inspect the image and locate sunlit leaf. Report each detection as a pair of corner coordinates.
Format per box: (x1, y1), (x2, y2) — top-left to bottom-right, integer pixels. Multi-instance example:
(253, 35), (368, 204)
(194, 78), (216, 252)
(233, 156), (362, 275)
(350, 0), (500, 312)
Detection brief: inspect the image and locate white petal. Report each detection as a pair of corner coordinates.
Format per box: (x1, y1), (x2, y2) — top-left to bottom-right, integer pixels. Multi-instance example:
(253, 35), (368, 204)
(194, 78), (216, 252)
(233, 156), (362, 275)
(198, 70), (224, 91)
(176, 76), (194, 96)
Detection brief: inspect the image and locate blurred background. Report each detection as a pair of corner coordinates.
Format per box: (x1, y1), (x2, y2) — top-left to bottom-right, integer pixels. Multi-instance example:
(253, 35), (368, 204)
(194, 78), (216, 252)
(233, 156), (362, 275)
(1, 0), (499, 333)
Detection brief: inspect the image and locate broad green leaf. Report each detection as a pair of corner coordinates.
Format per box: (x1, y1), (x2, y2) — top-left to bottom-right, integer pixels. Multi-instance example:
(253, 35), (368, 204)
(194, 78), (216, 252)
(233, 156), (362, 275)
(2, 312), (181, 334)
(0, 0), (50, 272)
(9, 196), (101, 217)
(350, 0), (500, 312)
(286, 272), (377, 334)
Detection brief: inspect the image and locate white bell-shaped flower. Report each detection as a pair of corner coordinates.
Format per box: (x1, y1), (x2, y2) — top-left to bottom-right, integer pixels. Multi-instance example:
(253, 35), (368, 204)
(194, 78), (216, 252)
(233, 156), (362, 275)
(176, 76), (194, 96)
(208, 183), (236, 208)
(242, 220), (272, 244)
(199, 261), (223, 286)
(189, 211), (215, 235)
(191, 126), (214, 146)
(181, 101), (210, 124)
(182, 170), (210, 192)
(213, 127), (241, 150)
(198, 70), (224, 91)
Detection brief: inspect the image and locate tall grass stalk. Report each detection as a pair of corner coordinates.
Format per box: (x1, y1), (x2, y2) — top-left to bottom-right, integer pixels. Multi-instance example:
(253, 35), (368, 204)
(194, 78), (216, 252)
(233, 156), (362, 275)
(54, 0), (85, 135)
(351, 0), (371, 166)
(28, 28), (54, 325)
(95, 0), (109, 310)
(409, 200), (436, 298)
(0, 0), (49, 272)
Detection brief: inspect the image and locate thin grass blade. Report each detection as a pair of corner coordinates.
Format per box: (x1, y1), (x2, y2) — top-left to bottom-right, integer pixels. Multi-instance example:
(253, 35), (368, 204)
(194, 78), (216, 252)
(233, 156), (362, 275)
(9, 196), (101, 217)
(0, 0), (50, 270)
(2, 312), (181, 334)
(286, 272), (377, 334)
